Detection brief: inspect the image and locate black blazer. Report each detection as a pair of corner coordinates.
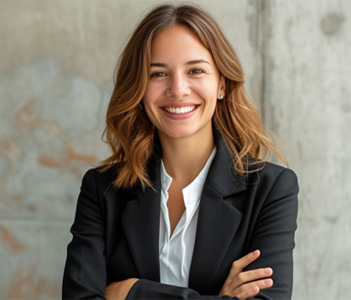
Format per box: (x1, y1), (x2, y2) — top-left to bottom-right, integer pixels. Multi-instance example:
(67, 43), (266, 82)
(62, 134), (298, 299)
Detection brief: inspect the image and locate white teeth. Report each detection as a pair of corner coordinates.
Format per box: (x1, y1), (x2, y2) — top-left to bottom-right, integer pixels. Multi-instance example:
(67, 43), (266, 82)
(165, 106), (196, 114)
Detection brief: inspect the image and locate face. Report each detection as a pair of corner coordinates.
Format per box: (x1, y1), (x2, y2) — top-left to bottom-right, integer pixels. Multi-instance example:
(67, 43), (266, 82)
(143, 25), (225, 142)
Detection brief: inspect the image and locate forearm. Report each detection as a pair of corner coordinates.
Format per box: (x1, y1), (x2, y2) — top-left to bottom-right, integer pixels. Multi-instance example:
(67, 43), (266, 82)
(127, 279), (236, 300)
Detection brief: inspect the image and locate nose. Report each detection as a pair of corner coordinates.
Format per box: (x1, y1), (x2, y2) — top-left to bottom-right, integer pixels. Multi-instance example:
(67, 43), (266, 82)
(166, 72), (190, 98)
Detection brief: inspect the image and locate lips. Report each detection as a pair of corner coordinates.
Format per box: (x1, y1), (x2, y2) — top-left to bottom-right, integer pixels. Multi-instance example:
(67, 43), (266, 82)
(160, 103), (200, 120)
(164, 105), (196, 114)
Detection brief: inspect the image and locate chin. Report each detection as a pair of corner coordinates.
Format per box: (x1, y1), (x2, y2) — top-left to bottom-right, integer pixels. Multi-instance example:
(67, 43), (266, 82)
(158, 128), (197, 140)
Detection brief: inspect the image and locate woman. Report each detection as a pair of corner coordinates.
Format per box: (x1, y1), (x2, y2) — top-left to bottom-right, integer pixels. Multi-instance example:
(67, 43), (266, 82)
(63, 4), (298, 300)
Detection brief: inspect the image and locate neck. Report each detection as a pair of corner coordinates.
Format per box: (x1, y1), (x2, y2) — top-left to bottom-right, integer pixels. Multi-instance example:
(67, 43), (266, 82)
(159, 129), (215, 185)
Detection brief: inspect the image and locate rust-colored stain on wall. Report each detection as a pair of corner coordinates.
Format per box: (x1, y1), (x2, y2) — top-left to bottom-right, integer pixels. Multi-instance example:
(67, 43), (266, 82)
(38, 147), (97, 169)
(15, 99), (39, 132)
(0, 138), (24, 178)
(0, 225), (25, 252)
(13, 99), (98, 171)
(37, 155), (61, 168)
(27, 205), (37, 212)
(6, 268), (57, 299)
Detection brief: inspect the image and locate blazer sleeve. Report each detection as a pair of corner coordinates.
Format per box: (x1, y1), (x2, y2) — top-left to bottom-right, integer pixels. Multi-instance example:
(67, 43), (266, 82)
(244, 168), (299, 299)
(127, 168), (299, 299)
(62, 169), (107, 299)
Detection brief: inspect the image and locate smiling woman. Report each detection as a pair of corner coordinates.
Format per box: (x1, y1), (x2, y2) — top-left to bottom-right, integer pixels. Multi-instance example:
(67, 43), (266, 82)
(62, 3), (298, 300)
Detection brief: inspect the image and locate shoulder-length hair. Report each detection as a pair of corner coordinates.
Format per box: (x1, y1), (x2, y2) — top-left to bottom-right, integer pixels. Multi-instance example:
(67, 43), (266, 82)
(100, 3), (286, 188)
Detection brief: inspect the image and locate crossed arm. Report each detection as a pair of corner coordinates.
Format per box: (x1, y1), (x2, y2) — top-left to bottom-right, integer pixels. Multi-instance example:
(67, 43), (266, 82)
(105, 250), (273, 300)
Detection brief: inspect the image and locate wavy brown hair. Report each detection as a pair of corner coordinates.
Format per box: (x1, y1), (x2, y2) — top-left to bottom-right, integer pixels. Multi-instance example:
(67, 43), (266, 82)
(100, 3), (286, 189)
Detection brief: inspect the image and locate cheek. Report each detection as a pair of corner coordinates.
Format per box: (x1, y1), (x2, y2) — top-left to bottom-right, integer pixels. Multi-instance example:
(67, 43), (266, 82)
(195, 78), (220, 96)
(143, 83), (163, 107)
(199, 85), (219, 107)
(142, 94), (159, 125)
(142, 101), (155, 121)
(142, 87), (152, 107)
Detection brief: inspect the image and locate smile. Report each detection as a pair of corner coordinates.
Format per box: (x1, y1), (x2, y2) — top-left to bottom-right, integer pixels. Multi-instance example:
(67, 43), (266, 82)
(164, 105), (197, 114)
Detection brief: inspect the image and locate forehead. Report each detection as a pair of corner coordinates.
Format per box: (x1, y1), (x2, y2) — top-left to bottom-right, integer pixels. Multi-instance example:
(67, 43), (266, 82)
(150, 25), (214, 63)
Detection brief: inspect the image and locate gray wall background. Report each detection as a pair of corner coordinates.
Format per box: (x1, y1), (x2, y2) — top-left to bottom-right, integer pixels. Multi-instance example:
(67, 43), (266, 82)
(0, 0), (350, 299)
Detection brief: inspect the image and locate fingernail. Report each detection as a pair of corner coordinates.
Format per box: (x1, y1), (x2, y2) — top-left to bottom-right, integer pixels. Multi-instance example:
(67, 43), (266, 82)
(264, 279), (273, 286)
(252, 249), (260, 255)
(264, 268), (273, 275)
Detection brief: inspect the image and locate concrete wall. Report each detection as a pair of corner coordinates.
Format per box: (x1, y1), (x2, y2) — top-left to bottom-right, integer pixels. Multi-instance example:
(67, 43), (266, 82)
(0, 0), (349, 299)
(263, 1), (351, 299)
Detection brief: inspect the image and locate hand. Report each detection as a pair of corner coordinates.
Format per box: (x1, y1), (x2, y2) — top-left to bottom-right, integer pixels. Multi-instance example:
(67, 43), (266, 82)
(219, 250), (273, 300)
(105, 278), (139, 300)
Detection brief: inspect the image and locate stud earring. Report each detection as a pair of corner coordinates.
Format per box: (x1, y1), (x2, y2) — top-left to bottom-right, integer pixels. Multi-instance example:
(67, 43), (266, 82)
(219, 94), (224, 99)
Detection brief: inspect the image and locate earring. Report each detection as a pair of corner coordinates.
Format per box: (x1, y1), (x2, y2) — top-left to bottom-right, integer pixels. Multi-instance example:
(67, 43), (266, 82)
(219, 94), (224, 100)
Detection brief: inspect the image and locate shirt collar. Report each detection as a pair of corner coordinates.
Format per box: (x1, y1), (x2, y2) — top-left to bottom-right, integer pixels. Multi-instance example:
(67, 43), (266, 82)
(160, 147), (217, 207)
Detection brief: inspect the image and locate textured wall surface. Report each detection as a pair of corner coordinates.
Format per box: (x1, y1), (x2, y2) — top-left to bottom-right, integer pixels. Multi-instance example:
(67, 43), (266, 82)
(261, 1), (351, 299)
(0, 0), (350, 299)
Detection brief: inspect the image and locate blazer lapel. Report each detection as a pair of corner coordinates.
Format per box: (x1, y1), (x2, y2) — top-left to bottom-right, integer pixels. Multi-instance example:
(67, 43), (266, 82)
(121, 158), (162, 282)
(189, 133), (247, 293)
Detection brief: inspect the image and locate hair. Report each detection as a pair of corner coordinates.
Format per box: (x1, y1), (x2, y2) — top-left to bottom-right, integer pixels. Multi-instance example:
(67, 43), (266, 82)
(100, 3), (286, 189)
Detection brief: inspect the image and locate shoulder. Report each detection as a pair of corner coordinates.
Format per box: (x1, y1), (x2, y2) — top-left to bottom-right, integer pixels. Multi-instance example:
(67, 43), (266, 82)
(80, 166), (120, 196)
(247, 162), (299, 208)
(256, 162), (298, 185)
(256, 162), (298, 189)
(82, 166), (116, 184)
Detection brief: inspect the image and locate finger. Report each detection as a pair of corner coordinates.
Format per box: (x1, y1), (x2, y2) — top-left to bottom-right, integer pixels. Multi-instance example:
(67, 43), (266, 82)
(226, 250), (261, 281)
(222, 267), (272, 295)
(236, 278), (273, 300)
(235, 250), (261, 270)
(234, 267), (273, 286)
(237, 285), (259, 300)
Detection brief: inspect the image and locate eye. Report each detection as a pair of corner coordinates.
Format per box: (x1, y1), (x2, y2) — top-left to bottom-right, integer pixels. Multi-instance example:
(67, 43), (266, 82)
(150, 72), (167, 78)
(189, 68), (204, 75)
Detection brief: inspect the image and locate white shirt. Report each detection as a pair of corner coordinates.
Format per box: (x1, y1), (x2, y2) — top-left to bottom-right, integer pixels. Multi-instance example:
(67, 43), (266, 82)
(159, 148), (216, 287)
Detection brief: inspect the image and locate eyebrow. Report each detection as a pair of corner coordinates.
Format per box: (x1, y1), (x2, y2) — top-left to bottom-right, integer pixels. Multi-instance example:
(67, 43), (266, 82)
(150, 59), (211, 67)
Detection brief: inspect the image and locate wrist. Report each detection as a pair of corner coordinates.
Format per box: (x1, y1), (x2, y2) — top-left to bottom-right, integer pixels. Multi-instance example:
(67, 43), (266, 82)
(105, 278), (139, 300)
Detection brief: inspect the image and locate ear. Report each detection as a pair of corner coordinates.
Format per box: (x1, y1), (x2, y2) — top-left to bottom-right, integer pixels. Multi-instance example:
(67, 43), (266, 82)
(218, 75), (226, 99)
